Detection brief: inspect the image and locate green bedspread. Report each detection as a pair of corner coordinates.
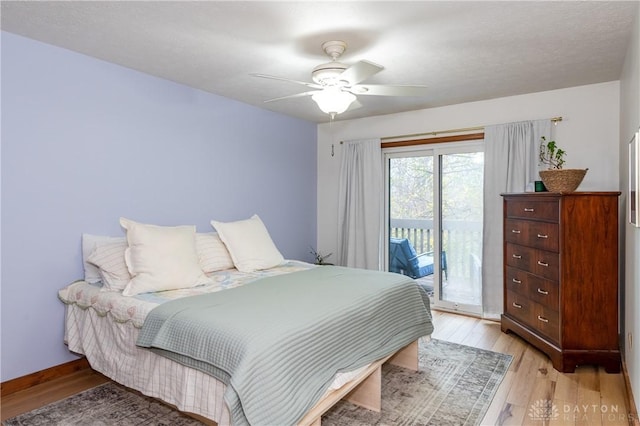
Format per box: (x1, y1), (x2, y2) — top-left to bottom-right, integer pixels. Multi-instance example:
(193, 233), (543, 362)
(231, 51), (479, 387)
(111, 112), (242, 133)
(136, 266), (433, 426)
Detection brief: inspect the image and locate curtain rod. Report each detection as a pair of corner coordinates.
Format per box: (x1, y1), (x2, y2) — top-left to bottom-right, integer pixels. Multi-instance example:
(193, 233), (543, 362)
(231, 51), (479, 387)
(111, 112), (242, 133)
(340, 116), (563, 144)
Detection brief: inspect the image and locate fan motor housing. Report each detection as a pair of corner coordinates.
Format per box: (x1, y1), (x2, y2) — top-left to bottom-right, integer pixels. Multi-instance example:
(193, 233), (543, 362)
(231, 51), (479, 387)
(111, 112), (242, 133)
(312, 62), (349, 86)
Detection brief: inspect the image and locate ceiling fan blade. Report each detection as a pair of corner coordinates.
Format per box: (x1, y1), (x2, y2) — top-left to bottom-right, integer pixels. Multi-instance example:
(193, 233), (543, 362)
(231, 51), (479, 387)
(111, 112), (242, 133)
(339, 60), (383, 85)
(263, 90), (318, 103)
(350, 84), (429, 97)
(250, 73), (322, 90)
(348, 99), (363, 111)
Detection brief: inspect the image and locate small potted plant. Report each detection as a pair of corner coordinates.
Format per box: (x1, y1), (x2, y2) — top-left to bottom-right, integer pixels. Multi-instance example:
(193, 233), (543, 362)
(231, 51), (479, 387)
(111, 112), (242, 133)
(310, 247), (333, 265)
(539, 137), (566, 169)
(538, 136), (587, 192)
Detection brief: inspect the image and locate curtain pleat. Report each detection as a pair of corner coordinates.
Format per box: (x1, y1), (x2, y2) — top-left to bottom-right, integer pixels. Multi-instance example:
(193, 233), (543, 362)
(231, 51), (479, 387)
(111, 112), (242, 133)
(482, 119), (551, 318)
(337, 138), (383, 270)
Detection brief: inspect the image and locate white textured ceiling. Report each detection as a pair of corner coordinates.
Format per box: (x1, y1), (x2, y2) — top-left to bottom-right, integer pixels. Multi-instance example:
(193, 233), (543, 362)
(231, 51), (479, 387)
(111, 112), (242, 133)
(1, 1), (637, 123)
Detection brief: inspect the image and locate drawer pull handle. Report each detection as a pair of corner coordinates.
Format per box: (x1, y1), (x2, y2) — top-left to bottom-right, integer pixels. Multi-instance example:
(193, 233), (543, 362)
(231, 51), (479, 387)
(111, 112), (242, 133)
(511, 229), (521, 234)
(512, 254), (522, 259)
(512, 278), (522, 284)
(537, 288), (549, 295)
(537, 234), (548, 239)
(524, 208), (535, 212)
(537, 316), (549, 323)
(537, 260), (549, 267)
(512, 302), (522, 309)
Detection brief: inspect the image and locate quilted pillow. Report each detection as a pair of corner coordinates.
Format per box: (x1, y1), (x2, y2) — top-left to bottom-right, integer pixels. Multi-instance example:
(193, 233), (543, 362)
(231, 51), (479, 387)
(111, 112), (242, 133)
(87, 240), (131, 292)
(196, 232), (234, 273)
(210, 214), (284, 273)
(120, 218), (210, 296)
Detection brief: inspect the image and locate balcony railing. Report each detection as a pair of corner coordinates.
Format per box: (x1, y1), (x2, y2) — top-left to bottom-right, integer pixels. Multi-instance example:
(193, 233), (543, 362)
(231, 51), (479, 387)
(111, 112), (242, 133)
(389, 218), (482, 280)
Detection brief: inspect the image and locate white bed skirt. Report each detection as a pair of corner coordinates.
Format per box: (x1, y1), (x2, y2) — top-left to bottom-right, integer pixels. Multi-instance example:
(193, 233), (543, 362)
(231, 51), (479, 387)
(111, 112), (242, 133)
(65, 304), (232, 424)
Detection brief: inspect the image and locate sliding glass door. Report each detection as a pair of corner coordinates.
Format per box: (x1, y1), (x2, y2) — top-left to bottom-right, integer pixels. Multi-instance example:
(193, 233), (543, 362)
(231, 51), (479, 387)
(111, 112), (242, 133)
(385, 141), (483, 315)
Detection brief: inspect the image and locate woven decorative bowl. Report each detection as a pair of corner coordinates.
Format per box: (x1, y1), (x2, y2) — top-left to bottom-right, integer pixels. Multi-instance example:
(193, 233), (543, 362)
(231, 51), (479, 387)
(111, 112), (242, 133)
(539, 168), (588, 193)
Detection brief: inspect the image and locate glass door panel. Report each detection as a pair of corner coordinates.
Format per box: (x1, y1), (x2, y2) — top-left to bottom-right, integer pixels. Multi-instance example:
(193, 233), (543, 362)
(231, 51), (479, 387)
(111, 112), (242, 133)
(388, 155), (436, 296)
(439, 152), (484, 309)
(385, 143), (483, 315)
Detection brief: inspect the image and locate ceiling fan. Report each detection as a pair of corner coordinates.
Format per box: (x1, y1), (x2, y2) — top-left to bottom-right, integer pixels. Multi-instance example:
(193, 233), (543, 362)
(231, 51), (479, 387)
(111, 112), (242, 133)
(251, 41), (429, 118)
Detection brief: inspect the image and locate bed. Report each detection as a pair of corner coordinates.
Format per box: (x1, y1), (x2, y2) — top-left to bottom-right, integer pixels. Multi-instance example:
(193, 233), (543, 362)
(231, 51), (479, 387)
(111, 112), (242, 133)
(59, 217), (433, 425)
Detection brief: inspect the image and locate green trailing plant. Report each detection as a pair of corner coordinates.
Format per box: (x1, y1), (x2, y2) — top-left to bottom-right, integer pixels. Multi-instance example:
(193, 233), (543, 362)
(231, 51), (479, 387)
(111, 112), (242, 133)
(309, 246), (333, 265)
(539, 136), (566, 169)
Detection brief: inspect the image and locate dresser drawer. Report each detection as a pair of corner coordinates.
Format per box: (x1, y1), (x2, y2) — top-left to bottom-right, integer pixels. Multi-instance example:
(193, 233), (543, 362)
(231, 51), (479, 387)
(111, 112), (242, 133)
(505, 219), (559, 252)
(506, 243), (559, 281)
(506, 290), (560, 344)
(505, 266), (559, 311)
(505, 266), (530, 297)
(531, 302), (560, 344)
(505, 290), (532, 325)
(505, 199), (559, 222)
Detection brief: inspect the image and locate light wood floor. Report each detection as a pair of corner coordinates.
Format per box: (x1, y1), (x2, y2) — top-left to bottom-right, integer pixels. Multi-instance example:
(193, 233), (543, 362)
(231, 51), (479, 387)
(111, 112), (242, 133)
(1, 310), (635, 425)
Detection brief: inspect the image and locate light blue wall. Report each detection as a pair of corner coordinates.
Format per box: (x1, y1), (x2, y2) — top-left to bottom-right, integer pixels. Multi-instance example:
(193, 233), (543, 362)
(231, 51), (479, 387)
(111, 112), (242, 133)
(0, 32), (317, 382)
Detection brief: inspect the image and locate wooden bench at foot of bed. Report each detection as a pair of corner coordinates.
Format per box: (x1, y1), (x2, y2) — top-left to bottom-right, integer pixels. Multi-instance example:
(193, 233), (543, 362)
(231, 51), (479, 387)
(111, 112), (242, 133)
(298, 339), (421, 426)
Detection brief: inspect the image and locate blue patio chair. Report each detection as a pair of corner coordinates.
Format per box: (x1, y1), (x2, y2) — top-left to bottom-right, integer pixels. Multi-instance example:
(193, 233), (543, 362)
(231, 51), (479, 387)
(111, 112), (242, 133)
(389, 237), (448, 280)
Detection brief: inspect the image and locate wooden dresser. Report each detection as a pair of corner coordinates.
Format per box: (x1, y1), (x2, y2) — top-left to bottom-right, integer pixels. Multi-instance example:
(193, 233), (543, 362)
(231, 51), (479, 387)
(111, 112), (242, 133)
(500, 192), (620, 373)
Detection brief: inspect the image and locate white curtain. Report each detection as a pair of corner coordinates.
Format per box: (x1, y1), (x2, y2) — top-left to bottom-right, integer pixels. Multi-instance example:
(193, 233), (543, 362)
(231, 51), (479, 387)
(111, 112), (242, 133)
(337, 138), (383, 270)
(482, 119), (551, 318)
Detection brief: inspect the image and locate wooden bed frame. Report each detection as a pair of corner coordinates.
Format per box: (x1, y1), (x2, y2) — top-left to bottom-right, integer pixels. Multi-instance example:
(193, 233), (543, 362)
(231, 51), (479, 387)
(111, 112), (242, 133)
(300, 339), (420, 426)
(184, 339), (421, 426)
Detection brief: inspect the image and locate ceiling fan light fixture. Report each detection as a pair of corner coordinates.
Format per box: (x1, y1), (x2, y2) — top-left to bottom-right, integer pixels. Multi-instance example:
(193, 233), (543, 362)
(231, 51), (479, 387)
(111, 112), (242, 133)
(311, 88), (356, 117)
(252, 40), (428, 119)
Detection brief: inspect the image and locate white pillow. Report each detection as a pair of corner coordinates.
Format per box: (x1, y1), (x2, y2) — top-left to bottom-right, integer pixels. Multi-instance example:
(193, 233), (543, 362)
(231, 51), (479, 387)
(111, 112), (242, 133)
(210, 214), (284, 273)
(87, 240), (131, 292)
(81, 234), (125, 283)
(120, 218), (210, 296)
(196, 232), (234, 273)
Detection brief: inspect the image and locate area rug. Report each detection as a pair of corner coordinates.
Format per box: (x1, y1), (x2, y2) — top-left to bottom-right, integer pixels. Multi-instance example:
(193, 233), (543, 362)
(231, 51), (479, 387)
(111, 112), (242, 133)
(3, 339), (511, 426)
(322, 338), (512, 426)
